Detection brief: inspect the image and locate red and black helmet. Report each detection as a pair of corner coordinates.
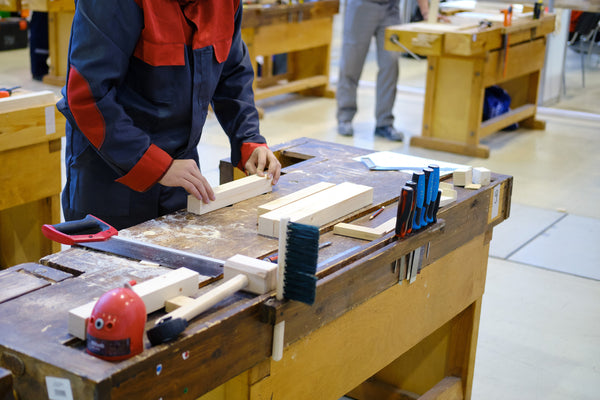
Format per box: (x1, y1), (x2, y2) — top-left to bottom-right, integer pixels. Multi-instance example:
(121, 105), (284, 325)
(86, 285), (146, 361)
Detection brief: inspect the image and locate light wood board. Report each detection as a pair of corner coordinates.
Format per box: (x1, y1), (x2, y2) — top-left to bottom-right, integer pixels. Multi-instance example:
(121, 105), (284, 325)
(68, 267), (200, 339)
(257, 182), (336, 216)
(333, 217), (397, 241)
(258, 182), (373, 238)
(188, 174), (273, 215)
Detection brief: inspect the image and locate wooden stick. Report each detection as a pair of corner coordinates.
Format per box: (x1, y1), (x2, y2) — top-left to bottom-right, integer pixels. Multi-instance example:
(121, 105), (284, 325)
(187, 174), (273, 215)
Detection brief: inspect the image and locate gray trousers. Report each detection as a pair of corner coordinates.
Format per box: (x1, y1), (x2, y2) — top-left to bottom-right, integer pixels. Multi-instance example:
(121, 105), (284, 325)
(336, 0), (401, 128)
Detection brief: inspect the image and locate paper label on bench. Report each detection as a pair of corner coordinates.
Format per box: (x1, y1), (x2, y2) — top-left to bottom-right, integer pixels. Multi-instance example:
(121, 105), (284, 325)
(46, 376), (74, 400)
(45, 106), (56, 135)
(491, 185), (500, 221)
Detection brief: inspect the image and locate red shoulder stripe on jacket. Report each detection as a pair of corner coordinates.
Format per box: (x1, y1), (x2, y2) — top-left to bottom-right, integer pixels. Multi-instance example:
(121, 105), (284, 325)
(67, 66), (106, 149)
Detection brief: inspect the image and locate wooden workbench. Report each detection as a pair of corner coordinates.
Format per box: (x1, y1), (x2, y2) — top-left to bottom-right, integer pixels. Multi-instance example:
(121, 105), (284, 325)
(0, 138), (512, 400)
(241, 1), (338, 101)
(386, 13), (556, 158)
(0, 91), (65, 268)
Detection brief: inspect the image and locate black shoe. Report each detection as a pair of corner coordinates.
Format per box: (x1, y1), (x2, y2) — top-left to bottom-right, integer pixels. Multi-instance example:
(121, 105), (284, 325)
(338, 121), (354, 136)
(374, 126), (404, 141)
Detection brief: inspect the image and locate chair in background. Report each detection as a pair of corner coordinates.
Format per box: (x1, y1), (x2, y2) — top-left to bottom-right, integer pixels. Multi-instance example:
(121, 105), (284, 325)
(563, 12), (600, 91)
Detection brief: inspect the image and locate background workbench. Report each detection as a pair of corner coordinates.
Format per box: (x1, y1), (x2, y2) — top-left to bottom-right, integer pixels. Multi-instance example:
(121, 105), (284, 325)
(0, 90), (65, 268)
(0, 138), (512, 400)
(386, 11), (556, 158)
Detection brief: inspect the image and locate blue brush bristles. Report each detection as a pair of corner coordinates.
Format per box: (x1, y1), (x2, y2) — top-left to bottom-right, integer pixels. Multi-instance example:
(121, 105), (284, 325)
(283, 222), (319, 305)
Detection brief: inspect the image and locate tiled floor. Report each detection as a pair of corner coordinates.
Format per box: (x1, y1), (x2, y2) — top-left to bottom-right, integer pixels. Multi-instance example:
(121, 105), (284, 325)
(1, 7), (600, 400)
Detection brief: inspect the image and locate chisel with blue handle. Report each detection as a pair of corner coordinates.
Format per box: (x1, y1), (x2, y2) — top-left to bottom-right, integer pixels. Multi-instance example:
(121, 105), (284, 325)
(411, 171), (425, 231)
(426, 164), (440, 224)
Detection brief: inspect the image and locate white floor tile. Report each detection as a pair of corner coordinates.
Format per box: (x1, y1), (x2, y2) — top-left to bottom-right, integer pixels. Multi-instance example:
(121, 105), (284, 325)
(473, 257), (600, 400)
(509, 214), (600, 280)
(490, 203), (566, 259)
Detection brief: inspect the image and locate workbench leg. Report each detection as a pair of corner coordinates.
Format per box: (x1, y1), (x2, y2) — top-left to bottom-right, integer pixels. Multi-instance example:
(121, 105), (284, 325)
(515, 71), (546, 130)
(412, 56), (490, 158)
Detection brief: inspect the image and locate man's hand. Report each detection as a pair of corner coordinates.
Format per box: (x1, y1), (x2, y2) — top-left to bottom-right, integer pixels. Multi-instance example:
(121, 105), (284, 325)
(244, 146), (281, 184)
(159, 159), (215, 204)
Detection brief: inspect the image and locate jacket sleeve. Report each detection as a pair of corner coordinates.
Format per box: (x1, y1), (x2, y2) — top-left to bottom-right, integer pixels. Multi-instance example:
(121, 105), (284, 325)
(59, 0), (172, 192)
(211, 1), (267, 169)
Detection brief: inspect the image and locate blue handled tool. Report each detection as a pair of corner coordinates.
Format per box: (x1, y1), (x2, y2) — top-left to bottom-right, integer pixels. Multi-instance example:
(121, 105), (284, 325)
(426, 165), (440, 224)
(411, 171), (425, 231)
(422, 167), (434, 227)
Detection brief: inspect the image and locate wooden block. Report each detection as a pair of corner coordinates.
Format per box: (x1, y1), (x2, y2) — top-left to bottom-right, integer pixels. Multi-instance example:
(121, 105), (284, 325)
(464, 183), (482, 190)
(68, 267), (200, 340)
(333, 223), (382, 241)
(439, 182), (457, 207)
(0, 266), (51, 304)
(257, 182), (336, 216)
(223, 254), (277, 294)
(333, 217), (397, 241)
(165, 295), (195, 313)
(258, 182), (374, 238)
(452, 167), (472, 187)
(472, 167), (491, 186)
(187, 174), (273, 215)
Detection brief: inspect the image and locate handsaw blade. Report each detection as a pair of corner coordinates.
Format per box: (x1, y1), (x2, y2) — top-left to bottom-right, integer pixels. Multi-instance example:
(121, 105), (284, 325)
(77, 236), (224, 278)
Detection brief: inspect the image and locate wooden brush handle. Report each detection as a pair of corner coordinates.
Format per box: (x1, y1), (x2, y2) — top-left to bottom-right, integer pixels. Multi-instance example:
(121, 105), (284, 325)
(156, 274), (248, 324)
(276, 217), (290, 301)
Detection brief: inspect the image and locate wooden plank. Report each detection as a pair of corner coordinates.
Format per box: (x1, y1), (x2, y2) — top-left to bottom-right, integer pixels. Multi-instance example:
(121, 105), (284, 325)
(0, 102), (65, 152)
(333, 223), (383, 241)
(187, 174), (273, 215)
(0, 267), (50, 304)
(258, 182), (336, 216)
(482, 38), (546, 87)
(254, 75), (329, 100)
(418, 377), (463, 400)
(0, 91), (57, 114)
(347, 377), (419, 400)
(0, 141), (62, 210)
(410, 136), (490, 158)
(18, 262), (72, 282)
(252, 18), (333, 55)
(258, 182), (374, 238)
(479, 104), (536, 138)
(333, 217), (397, 241)
(68, 267), (201, 340)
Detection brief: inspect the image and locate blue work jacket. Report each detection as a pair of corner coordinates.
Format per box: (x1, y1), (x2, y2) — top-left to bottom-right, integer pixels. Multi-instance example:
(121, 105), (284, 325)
(57, 0), (265, 228)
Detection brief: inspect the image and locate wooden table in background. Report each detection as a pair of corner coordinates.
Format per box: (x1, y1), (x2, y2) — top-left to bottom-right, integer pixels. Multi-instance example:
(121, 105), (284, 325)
(2, 0), (339, 100)
(0, 138), (512, 400)
(386, 13), (556, 158)
(0, 91), (65, 268)
(241, 1), (338, 101)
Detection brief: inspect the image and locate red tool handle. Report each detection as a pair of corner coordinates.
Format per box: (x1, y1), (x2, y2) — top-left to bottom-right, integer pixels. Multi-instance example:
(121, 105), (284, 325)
(395, 186), (415, 238)
(42, 214), (118, 245)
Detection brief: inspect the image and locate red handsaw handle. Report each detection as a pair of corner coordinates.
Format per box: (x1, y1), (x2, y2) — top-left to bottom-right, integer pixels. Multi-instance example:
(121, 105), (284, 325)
(42, 215), (118, 245)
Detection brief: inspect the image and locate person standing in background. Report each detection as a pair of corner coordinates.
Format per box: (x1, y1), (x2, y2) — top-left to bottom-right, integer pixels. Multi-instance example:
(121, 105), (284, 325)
(336, 0), (429, 141)
(29, 11), (49, 81)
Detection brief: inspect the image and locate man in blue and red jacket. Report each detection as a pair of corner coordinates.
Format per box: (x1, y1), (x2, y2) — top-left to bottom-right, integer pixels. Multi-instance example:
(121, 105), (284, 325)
(57, 0), (281, 230)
